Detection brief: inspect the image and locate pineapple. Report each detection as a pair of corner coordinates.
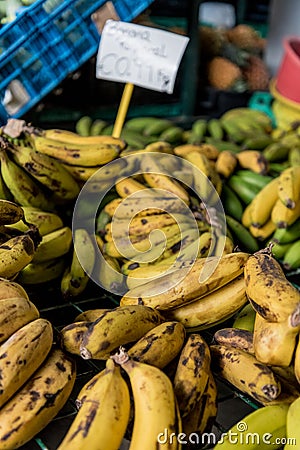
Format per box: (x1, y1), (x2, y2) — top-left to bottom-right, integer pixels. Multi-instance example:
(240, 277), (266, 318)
(206, 56), (244, 91)
(243, 55), (270, 91)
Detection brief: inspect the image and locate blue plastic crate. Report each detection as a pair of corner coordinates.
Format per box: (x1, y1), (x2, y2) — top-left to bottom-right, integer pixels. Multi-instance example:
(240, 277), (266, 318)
(0, 0), (154, 124)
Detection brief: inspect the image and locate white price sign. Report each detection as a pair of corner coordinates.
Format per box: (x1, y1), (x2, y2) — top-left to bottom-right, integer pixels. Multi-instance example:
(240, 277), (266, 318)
(96, 20), (190, 94)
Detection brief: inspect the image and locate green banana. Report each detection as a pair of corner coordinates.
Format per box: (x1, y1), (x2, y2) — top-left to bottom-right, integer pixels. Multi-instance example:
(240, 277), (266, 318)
(207, 118), (224, 140)
(234, 170), (274, 190)
(75, 115), (93, 136)
(283, 240), (300, 270)
(262, 142), (290, 162)
(187, 118), (207, 144)
(232, 302), (256, 332)
(289, 146), (300, 166)
(124, 116), (159, 133)
(272, 218), (300, 244)
(227, 175), (260, 205)
(221, 184), (244, 222)
(89, 119), (108, 136)
(143, 118), (174, 137)
(226, 215), (260, 253)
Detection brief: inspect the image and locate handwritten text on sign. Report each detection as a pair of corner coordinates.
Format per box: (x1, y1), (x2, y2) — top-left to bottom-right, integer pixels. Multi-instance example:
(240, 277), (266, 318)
(96, 20), (190, 94)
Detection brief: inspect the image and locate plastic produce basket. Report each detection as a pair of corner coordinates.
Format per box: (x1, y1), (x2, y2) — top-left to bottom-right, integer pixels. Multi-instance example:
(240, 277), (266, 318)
(0, 0), (154, 125)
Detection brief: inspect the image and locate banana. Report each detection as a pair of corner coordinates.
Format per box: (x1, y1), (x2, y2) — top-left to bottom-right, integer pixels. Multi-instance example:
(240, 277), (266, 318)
(232, 302), (256, 332)
(61, 228), (96, 298)
(215, 150), (238, 178)
(160, 125), (184, 144)
(285, 396), (300, 450)
(124, 116), (159, 133)
(120, 251), (249, 310)
(249, 219), (277, 240)
(0, 151), (54, 211)
(213, 327), (255, 354)
(242, 133), (274, 150)
(115, 176), (148, 198)
(262, 141), (290, 162)
(127, 321), (186, 369)
(90, 118), (108, 136)
(210, 344), (281, 403)
(104, 194), (188, 219)
(141, 153), (190, 204)
(270, 241), (294, 260)
(32, 136), (121, 166)
(165, 273), (247, 330)
(181, 370), (218, 438)
(75, 115), (93, 136)
(283, 239), (300, 270)
(234, 170), (274, 190)
(278, 166), (300, 209)
(0, 296), (39, 344)
(289, 145), (300, 166)
(32, 226), (72, 263)
(253, 314), (299, 367)
(272, 218), (300, 243)
(93, 248), (125, 293)
(225, 215), (260, 253)
(8, 143), (80, 201)
(0, 233), (36, 279)
(214, 403), (289, 449)
(236, 150), (269, 175)
(0, 348), (76, 450)
(17, 257), (66, 284)
(293, 338), (300, 385)
(112, 348), (180, 450)
(173, 333), (211, 417)
(227, 175), (261, 205)
(57, 358), (130, 450)
(207, 118), (224, 140)
(0, 317), (53, 408)
(6, 206), (64, 235)
(62, 164), (100, 183)
(187, 118), (207, 144)
(60, 321), (91, 356)
(248, 177), (279, 228)
(0, 278), (29, 301)
(143, 118), (174, 137)
(271, 198), (300, 228)
(43, 128), (126, 147)
(80, 305), (164, 360)
(74, 309), (110, 322)
(221, 184), (244, 222)
(244, 248), (300, 324)
(173, 143), (219, 160)
(0, 199), (24, 225)
(220, 108), (273, 131)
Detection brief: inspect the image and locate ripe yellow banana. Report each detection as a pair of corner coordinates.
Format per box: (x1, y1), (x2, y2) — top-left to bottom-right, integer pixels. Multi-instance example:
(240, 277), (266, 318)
(0, 151), (54, 211)
(278, 166), (300, 209)
(213, 327), (255, 354)
(215, 150), (238, 178)
(6, 206), (64, 236)
(17, 257), (66, 284)
(0, 348), (76, 450)
(121, 251), (249, 311)
(173, 334), (211, 417)
(62, 163), (101, 183)
(244, 248), (300, 324)
(8, 143), (80, 201)
(0, 234), (36, 279)
(141, 153), (190, 204)
(165, 273), (247, 330)
(61, 228), (96, 298)
(253, 313), (299, 367)
(60, 321), (91, 356)
(0, 296), (39, 344)
(32, 226), (72, 263)
(210, 344), (281, 403)
(271, 197), (300, 228)
(115, 176), (148, 198)
(182, 370), (218, 438)
(249, 219), (276, 240)
(104, 195), (189, 219)
(0, 199), (24, 226)
(32, 136), (121, 166)
(173, 143), (219, 160)
(112, 348), (180, 450)
(293, 337), (300, 384)
(214, 403), (289, 450)
(80, 305), (164, 360)
(57, 358), (130, 450)
(236, 150), (269, 174)
(74, 308), (110, 322)
(128, 321), (186, 369)
(249, 177), (279, 227)
(0, 317), (53, 408)
(0, 278), (29, 300)
(43, 128), (127, 148)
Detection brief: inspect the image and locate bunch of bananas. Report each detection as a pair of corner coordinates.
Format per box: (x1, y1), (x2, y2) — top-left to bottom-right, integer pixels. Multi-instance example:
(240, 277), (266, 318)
(0, 277), (76, 449)
(58, 304), (217, 449)
(0, 199), (42, 280)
